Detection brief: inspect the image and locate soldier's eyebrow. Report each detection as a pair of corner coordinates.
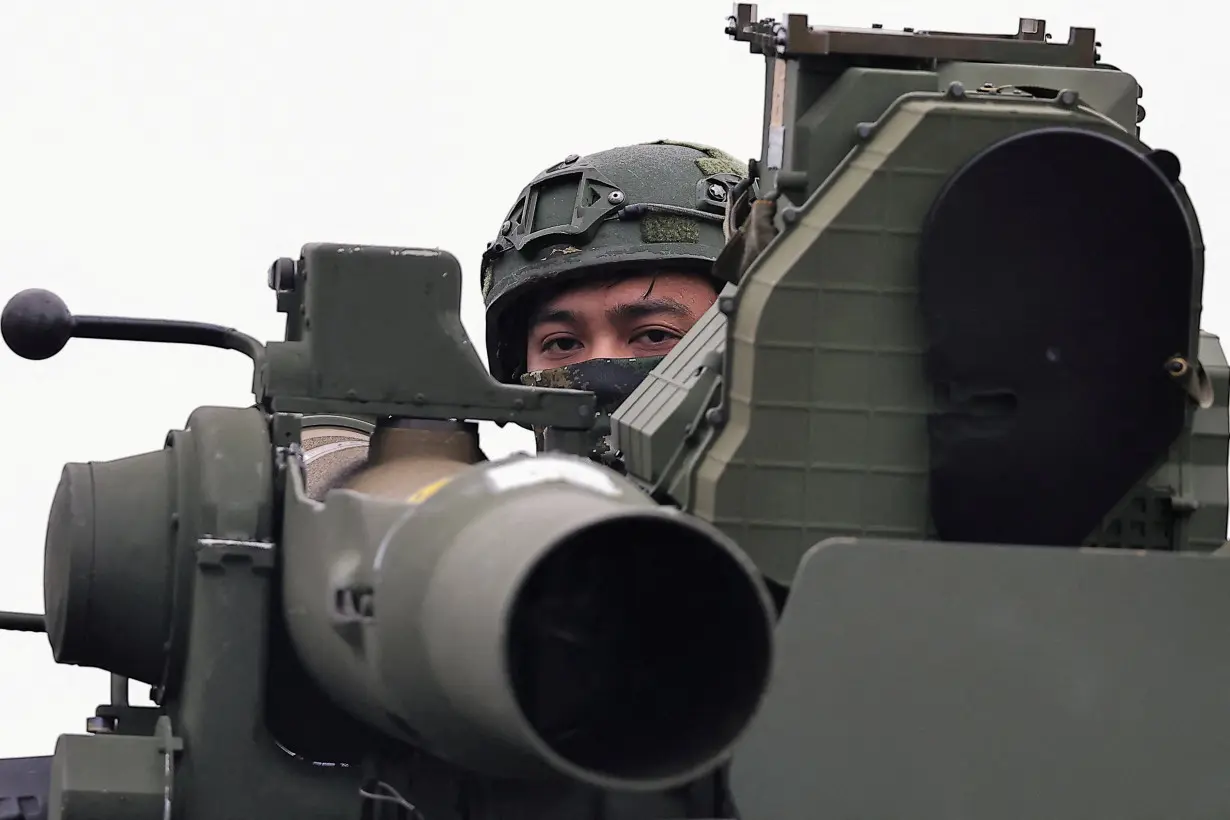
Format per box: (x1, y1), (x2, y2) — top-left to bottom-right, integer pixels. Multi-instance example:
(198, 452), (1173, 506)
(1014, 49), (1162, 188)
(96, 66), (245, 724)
(528, 307), (576, 329)
(529, 296), (692, 331)
(606, 297), (692, 322)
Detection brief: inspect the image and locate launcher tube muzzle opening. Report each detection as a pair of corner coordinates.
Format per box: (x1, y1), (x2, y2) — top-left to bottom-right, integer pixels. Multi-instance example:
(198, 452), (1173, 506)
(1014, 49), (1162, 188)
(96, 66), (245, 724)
(281, 453), (776, 792)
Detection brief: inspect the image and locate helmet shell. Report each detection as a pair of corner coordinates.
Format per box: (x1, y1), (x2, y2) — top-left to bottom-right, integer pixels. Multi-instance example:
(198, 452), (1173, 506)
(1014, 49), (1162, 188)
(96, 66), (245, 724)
(480, 139), (746, 382)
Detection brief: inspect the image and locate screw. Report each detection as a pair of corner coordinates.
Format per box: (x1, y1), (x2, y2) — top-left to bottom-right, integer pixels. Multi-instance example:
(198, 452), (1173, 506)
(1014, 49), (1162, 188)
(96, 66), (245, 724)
(708, 182), (727, 200)
(608, 191), (625, 204)
(564, 153), (579, 164)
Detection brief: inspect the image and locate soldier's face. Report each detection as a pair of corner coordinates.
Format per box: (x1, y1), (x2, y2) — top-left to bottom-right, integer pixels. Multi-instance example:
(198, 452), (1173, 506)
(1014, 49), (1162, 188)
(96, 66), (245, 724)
(524, 271), (718, 372)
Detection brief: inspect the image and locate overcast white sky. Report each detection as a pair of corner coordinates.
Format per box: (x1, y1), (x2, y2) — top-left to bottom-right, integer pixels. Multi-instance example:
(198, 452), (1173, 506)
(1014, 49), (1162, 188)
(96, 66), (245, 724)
(0, 0), (1223, 758)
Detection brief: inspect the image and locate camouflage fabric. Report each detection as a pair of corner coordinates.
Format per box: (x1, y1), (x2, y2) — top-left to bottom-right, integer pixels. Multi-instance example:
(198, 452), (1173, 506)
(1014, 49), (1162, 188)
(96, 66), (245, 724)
(519, 356), (666, 416)
(480, 139), (747, 383)
(519, 356), (666, 456)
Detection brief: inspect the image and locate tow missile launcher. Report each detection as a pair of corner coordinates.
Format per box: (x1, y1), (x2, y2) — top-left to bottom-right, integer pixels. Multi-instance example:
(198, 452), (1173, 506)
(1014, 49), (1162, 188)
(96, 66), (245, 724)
(0, 244), (778, 820)
(613, 6), (1227, 578)
(3, 7), (1230, 820)
(605, 7), (1230, 819)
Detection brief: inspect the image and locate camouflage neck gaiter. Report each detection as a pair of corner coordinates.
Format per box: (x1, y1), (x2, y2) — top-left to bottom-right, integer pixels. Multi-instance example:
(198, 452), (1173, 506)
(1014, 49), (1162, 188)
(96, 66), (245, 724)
(519, 356), (666, 455)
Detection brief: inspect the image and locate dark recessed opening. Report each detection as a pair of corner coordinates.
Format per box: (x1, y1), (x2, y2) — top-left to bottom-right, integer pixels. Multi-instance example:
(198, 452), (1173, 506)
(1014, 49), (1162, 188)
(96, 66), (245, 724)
(507, 513), (772, 784)
(918, 126), (1195, 545)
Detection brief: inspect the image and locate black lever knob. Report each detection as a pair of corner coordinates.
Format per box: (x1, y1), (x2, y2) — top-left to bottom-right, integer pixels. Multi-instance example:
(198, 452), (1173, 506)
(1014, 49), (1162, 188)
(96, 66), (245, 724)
(1, 288), (74, 360)
(1, 287), (264, 365)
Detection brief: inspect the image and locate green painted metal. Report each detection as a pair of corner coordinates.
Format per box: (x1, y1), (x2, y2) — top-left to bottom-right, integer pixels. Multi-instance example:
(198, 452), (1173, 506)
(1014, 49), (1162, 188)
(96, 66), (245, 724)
(1, 8), (1227, 820)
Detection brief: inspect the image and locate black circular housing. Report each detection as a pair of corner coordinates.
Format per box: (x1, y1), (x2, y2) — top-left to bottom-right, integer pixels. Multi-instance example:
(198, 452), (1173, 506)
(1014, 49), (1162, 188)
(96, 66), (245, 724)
(507, 512), (773, 785)
(917, 127), (1197, 545)
(44, 449), (178, 683)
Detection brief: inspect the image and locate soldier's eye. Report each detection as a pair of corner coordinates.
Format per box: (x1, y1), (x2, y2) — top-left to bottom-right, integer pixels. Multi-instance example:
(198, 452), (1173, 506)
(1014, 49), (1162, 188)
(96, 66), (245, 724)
(633, 329), (678, 345)
(543, 336), (582, 353)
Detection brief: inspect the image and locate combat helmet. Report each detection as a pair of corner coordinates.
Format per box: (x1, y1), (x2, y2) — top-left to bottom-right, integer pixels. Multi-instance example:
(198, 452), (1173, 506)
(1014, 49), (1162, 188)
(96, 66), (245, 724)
(480, 139), (747, 384)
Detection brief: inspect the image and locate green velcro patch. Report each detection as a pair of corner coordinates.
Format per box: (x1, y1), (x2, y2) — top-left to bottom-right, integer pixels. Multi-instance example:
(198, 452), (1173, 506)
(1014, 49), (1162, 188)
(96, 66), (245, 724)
(481, 264), (494, 298)
(697, 156), (744, 176)
(648, 138), (749, 178)
(641, 213), (700, 244)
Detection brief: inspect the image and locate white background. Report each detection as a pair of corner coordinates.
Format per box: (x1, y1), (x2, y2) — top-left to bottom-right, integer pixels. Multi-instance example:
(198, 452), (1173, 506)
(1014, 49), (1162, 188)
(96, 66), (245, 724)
(0, 0), (1223, 756)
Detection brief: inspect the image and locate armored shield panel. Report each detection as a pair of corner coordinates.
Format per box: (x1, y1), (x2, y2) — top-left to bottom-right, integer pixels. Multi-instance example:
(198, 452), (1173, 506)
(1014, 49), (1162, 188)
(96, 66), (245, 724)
(731, 537), (1230, 820)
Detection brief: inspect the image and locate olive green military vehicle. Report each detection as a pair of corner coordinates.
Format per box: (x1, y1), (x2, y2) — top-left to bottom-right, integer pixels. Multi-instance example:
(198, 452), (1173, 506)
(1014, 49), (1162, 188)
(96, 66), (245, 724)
(2, 6), (1227, 819)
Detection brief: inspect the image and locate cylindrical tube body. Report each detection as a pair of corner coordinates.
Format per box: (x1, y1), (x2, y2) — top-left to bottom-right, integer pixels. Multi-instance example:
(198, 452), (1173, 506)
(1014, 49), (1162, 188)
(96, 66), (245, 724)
(43, 448), (178, 684)
(280, 444), (775, 792)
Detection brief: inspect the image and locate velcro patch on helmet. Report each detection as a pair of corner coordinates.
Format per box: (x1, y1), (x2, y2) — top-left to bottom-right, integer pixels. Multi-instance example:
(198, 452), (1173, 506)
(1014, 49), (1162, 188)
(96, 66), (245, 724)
(481, 261), (494, 298)
(648, 139), (749, 178)
(641, 213), (701, 244)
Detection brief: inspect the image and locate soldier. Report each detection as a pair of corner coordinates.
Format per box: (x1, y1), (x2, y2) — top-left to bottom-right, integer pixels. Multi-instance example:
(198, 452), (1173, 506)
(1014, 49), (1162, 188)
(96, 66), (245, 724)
(480, 139), (747, 448)
(301, 139), (747, 492)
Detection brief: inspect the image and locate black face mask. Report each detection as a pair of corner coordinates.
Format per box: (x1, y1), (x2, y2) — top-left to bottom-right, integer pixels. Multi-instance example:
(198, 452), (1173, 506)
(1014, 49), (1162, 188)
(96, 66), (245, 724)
(519, 356), (666, 459)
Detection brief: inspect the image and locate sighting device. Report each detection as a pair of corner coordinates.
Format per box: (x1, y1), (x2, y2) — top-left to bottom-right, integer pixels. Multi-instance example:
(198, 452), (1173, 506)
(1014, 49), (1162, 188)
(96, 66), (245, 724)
(3, 7), (1230, 820)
